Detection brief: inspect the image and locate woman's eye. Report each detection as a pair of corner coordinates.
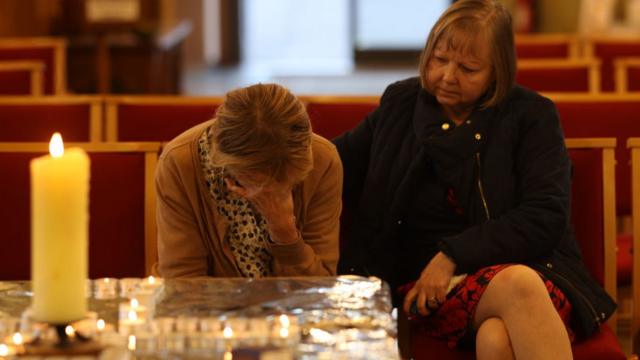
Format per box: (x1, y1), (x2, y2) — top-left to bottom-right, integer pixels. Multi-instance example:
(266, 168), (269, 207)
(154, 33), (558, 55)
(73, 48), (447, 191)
(434, 56), (447, 64)
(461, 65), (476, 73)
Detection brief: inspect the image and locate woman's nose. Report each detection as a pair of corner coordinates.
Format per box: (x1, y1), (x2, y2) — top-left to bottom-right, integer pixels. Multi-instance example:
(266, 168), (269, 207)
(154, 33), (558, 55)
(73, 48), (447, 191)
(442, 64), (457, 83)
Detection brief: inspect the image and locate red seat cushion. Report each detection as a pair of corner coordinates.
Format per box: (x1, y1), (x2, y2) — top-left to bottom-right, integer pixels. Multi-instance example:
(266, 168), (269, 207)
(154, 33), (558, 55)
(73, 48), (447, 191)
(516, 43), (571, 59)
(571, 324), (627, 360)
(556, 100), (640, 215)
(568, 148), (605, 285)
(117, 103), (218, 141)
(0, 48), (56, 94)
(517, 67), (590, 92)
(593, 41), (640, 91)
(0, 104), (92, 142)
(0, 71), (33, 95)
(306, 102), (377, 140)
(0, 151), (147, 280)
(628, 66), (640, 92)
(617, 233), (633, 285)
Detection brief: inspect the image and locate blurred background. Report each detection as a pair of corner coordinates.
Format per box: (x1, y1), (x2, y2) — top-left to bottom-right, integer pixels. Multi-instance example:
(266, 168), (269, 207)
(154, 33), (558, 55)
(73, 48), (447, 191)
(1, 0), (639, 96)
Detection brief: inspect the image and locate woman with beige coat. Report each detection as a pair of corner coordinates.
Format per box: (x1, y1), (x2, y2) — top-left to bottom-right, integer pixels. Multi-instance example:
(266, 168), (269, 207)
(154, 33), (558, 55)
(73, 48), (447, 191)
(155, 83), (342, 278)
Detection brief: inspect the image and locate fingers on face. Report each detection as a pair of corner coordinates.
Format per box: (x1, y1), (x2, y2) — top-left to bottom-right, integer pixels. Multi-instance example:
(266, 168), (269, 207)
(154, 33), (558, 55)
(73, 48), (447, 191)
(224, 177), (249, 197)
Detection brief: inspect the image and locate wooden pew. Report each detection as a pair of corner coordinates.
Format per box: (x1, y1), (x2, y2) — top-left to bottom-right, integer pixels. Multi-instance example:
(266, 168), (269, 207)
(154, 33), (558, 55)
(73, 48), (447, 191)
(515, 33), (581, 59)
(517, 59), (600, 93)
(628, 137), (640, 355)
(0, 96), (102, 142)
(0, 37), (66, 95)
(0, 142), (161, 280)
(0, 61), (44, 96)
(615, 57), (640, 93)
(584, 36), (640, 92)
(105, 96), (223, 141)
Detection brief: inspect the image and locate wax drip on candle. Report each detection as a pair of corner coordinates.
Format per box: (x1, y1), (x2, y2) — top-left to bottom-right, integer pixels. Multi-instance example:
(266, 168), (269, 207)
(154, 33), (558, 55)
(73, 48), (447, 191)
(49, 133), (64, 158)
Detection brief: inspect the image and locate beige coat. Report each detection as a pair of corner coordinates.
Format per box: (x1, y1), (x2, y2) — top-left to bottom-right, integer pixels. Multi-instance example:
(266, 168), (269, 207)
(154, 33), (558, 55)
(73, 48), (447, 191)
(155, 121), (342, 278)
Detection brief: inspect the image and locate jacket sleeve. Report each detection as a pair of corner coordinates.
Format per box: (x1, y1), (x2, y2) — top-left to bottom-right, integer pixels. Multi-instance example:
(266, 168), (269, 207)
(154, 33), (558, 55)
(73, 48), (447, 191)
(271, 140), (343, 276)
(440, 98), (572, 272)
(155, 150), (209, 278)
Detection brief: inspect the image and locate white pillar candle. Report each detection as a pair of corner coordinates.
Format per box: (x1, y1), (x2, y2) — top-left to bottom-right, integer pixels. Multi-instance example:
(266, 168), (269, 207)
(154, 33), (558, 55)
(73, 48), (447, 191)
(30, 133), (90, 324)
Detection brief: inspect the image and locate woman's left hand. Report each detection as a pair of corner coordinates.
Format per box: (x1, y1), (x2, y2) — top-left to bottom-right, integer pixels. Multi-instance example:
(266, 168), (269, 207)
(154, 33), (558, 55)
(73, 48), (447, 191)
(403, 251), (456, 316)
(225, 177), (299, 244)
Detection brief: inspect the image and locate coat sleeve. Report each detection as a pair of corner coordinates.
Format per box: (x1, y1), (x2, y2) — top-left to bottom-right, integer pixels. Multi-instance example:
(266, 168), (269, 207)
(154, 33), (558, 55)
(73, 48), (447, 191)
(270, 139), (343, 276)
(155, 150), (210, 278)
(440, 97), (572, 273)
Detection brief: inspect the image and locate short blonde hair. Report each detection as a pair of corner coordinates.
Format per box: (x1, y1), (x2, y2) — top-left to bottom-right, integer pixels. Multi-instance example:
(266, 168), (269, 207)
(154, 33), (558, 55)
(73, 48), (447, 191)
(210, 83), (313, 183)
(418, 0), (515, 108)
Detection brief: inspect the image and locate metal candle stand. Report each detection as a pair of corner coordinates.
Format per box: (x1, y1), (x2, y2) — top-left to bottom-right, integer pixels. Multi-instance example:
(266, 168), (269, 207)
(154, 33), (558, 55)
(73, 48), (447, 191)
(22, 320), (105, 356)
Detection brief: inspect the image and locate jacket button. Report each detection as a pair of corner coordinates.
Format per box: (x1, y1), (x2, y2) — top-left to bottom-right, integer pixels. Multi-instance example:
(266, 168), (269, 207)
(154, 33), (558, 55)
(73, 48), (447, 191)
(474, 133), (482, 140)
(466, 120), (471, 124)
(397, 220), (403, 225)
(349, 267), (355, 273)
(601, 313), (606, 319)
(546, 263), (553, 269)
(441, 123), (450, 130)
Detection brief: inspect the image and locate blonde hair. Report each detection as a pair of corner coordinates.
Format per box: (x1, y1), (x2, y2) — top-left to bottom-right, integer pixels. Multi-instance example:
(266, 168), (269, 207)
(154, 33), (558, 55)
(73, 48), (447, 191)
(418, 0), (515, 108)
(209, 83), (313, 184)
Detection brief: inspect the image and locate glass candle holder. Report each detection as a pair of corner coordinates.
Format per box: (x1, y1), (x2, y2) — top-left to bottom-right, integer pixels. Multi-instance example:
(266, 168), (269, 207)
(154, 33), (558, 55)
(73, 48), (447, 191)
(119, 277), (142, 299)
(119, 299), (149, 323)
(93, 278), (119, 299)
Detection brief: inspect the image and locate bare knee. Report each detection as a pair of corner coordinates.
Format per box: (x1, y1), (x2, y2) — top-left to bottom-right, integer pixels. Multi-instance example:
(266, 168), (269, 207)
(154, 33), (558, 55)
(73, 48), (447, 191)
(490, 265), (547, 300)
(476, 317), (514, 360)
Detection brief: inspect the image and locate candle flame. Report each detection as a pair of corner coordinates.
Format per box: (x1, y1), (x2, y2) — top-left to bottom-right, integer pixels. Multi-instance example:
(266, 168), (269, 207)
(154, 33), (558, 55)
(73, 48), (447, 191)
(279, 314), (290, 328)
(279, 326), (289, 338)
(0, 344), (8, 356)
(65, 325), (75, 337)
(49, 133), (64, 158)
(131, 298), (139, 308)
(127, 335), (136, 351)
(223, 326), (233, 339)
(147, 276), (155, 285)
(12, 333), (23, 346)
(223, 350), (233, 360)
(96, 319), (105, 331)
(128, 310), (138, 321)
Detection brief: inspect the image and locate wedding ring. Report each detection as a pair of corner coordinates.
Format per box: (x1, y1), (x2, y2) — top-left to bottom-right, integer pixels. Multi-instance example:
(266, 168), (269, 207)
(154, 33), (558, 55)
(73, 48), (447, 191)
(427, 296), (438, 308)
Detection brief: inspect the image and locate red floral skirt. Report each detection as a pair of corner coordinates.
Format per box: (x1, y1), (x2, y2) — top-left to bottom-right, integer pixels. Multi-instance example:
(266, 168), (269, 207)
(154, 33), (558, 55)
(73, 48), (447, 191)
(399, 264), (575, 349)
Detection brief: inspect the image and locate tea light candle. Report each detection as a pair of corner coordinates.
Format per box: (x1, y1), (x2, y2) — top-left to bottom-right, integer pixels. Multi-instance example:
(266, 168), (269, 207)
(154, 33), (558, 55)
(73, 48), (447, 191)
(132, 331), (156, 356)
(140, 276), (163, 290)
(119, 278), (141, 298)
(127, 335), (136, 352)
(119, 310), (146, 336)
(119, 298), (148, 322)
(31, 133), (89, 324)
(94, 278), (119, 299)
(96, 319), (106, 336)
(219, 326), (236, 349)
(0, 343), (16, 357)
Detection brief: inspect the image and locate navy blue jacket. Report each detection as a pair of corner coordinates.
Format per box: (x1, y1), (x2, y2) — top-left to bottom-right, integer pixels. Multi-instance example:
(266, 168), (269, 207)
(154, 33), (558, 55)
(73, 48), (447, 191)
(334, 77), (615, 338)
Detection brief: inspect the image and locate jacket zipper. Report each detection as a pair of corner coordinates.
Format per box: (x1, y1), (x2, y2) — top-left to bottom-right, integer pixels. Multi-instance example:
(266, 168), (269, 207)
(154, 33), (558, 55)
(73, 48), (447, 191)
(475, 153), (491, 220)
(532, 263), (602, 325)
